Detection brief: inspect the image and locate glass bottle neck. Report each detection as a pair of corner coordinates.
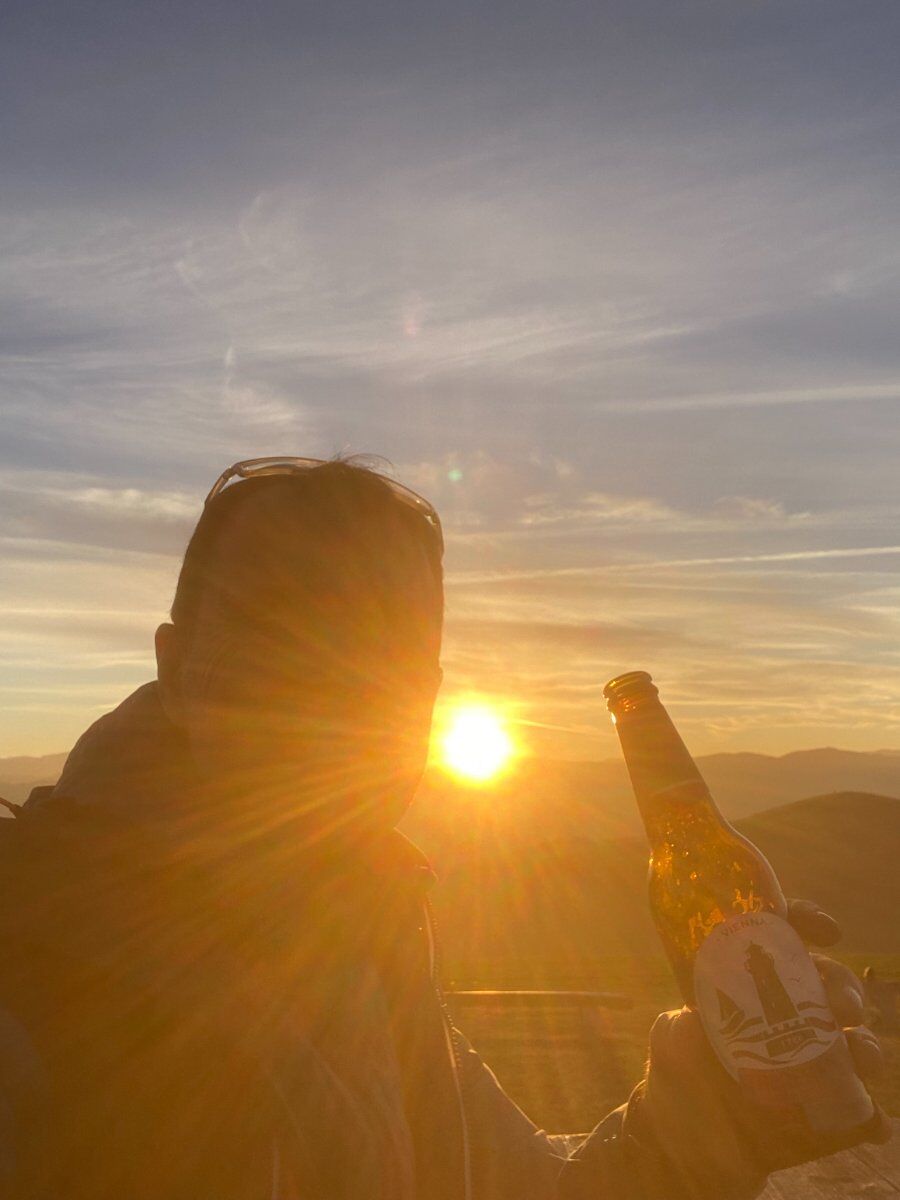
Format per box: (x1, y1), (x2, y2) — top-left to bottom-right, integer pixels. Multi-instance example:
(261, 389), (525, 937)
(611, 694), (721, 831)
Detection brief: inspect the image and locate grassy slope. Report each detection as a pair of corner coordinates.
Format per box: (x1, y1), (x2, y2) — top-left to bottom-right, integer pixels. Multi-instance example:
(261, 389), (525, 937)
(430, 792), (900, 981)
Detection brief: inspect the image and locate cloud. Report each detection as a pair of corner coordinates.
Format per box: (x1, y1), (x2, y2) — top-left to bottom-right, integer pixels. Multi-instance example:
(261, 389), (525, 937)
(520, 491), (679, 528)
(0, 471), (197, 556)
(2, 0), (900, 755)
(619, 545), (900, 571)
(445, 614), (691, 657)
(713, 496), (794, 522)
(599, 382), (900, 414)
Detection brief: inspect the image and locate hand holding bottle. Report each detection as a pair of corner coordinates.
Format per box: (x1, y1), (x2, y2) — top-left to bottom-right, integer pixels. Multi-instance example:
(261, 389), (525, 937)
(623, 898), (889, 1200)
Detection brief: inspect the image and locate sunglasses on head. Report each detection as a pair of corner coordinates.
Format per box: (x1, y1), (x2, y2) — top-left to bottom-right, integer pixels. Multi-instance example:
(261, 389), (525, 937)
(205, 456), (444, 556)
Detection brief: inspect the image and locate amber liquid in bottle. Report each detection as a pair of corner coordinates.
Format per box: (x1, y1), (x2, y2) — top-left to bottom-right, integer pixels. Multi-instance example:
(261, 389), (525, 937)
(604, 671), (873, 1136)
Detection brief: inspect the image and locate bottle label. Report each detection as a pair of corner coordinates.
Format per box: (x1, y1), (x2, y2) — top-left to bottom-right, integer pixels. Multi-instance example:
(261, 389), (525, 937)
(693, 911), (839, 1080)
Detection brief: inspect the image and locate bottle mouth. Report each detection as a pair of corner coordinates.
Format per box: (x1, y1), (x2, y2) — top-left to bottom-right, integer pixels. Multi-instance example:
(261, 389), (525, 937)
(603, 670), (658, 712)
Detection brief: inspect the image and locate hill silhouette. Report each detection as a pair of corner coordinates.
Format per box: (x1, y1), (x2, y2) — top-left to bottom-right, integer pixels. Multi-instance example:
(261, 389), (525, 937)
(0, 753), (68, 801)
(5, 744), (900, 818)
(402, 748), (900, 857)
(739, 792), (900, 952)
(426, 792), (900, 984)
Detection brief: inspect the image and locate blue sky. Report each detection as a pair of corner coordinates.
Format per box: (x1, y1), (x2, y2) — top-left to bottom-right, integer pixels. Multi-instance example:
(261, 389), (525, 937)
(3, 0), (900, 757)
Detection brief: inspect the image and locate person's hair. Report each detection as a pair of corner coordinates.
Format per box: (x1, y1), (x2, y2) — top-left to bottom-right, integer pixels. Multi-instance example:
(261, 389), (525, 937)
(170, 458), (443, 650)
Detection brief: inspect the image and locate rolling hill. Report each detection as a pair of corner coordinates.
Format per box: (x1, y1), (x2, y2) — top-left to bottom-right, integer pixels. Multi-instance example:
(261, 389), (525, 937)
(402, 748), (900, 862)
(426, 792), (900, 983)
(4, 745), (900, 824)
(738, 792), (900, 952)
(0, 753), (68, 802)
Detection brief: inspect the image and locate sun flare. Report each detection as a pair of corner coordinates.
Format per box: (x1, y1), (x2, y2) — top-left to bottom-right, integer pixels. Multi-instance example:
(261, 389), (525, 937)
(440, 704), (515, 782)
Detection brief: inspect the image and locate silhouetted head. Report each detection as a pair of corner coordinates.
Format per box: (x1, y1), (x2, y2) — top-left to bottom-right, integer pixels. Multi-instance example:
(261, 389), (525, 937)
(155, 459), (444, 841)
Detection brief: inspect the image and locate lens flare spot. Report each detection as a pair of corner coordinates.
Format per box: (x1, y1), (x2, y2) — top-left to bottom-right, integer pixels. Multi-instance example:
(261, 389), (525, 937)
(440, 705), (515, 782)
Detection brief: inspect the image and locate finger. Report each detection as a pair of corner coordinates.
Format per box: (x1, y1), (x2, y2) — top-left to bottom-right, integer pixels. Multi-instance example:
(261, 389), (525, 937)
(647, 1008), (696, 1073)
(846, 1026), (885, 1081)
(786, 898), (841, 946)
(660, 1006), (711, 1061)
(648, 1007), (725, 1077)
(810, 955), (866, 1026)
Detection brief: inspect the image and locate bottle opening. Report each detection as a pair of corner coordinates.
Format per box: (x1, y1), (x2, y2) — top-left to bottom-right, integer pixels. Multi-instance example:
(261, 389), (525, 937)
(603, 670), (658, 714)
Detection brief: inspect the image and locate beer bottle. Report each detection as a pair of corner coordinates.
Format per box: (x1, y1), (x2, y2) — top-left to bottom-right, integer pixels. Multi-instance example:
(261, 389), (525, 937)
(603, 670), (873, 1135)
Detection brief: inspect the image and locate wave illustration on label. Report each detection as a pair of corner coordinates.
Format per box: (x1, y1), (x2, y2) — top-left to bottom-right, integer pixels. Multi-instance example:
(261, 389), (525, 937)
(694, 911), (838, 1079)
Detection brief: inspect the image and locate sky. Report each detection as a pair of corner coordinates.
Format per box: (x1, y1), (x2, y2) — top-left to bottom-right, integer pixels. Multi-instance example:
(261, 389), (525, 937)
(3, 0), (900, 760)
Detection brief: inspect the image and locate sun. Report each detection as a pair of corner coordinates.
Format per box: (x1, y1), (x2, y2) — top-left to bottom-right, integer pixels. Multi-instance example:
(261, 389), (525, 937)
(439, 704), (515, 783)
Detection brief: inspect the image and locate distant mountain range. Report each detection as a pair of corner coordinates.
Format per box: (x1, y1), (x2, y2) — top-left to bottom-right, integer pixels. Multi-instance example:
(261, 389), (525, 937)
(402, 747), (900, 863)
(4, 745), (900, 822)
(2, 749), (898, 964)
(0, 753), (68, 802)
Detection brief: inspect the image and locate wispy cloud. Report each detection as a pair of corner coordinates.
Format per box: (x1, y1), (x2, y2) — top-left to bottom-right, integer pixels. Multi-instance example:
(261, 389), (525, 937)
(0, 471), (197, 556)
(621, 545), (900, 570)
(598, 382), (900, 414)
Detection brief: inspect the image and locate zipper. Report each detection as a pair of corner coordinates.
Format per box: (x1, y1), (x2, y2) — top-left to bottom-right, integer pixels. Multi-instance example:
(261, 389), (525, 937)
(423, 896), (472, 1200)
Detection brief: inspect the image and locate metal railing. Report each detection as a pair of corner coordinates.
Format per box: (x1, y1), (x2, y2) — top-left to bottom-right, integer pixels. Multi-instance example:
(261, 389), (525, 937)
(447, 989), (631, 1010)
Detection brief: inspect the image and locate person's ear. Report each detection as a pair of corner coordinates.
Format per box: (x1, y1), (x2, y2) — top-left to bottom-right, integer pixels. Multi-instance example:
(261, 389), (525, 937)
(155, 622), (185, 726)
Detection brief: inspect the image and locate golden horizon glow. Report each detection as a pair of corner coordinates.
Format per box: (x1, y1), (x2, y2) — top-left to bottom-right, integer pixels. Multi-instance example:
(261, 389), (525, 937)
(439, 703), (516, 783)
